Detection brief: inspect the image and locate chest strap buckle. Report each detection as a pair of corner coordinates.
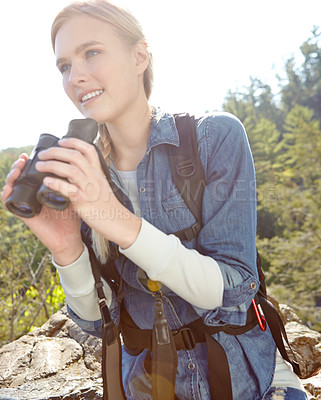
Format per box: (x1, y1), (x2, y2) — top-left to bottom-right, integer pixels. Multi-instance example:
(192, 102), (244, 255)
(173, 327), (196, 351)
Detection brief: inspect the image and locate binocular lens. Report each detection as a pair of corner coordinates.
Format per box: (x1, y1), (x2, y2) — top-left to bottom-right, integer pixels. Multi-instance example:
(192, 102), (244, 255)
(5, 184), (42, 218)
(41, 192), (68, 208)
(8, 202), (34, 218)
(36, 184), (69, 210)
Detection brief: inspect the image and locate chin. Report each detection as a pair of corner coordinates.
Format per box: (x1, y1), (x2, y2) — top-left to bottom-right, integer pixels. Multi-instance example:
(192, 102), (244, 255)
(80, 109), (109, 124)
(80, 112), (103, 124)
(81, 105), (118, 125)
(95, 116), (108, 124)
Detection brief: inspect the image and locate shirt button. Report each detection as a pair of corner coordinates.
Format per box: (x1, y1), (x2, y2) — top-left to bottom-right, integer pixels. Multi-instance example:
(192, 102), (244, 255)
(139, 187), (146, 193)
(250, 282), (257, 290)
(187, 362), (195, 371)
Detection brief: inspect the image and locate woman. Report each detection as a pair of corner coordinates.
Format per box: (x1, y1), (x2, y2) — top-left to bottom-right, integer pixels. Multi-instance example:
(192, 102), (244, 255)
(2, 1), (308, 399)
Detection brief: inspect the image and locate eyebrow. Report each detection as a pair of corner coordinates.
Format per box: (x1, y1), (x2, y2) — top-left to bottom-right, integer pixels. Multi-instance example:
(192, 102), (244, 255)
(56, 40), (104, 66)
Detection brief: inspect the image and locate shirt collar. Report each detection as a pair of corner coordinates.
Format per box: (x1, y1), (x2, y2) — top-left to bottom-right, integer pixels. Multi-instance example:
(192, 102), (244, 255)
(146, 108), (180, 152)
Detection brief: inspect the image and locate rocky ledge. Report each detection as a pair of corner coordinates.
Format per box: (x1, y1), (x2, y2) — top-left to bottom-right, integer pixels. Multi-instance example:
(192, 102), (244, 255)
(0, 304), (320, 400)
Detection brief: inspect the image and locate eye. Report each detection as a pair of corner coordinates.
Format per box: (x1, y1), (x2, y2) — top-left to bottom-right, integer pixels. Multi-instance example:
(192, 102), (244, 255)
(85, 49), (100, 58)
(58, 63), (70, 74)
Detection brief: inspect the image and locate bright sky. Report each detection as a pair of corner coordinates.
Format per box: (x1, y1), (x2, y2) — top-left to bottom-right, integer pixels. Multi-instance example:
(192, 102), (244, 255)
(1, 0), (321, 150)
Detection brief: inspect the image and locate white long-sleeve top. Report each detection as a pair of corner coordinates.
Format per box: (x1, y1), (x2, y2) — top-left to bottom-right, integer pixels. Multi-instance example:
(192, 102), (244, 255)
(54, 217), (224, 320)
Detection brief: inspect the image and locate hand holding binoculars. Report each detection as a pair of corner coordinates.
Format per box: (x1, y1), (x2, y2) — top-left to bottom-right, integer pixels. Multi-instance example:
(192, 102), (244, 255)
(5, 118), (98, 218)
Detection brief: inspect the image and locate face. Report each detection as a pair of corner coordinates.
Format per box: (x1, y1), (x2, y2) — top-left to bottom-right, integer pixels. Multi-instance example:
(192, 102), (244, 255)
(54, 15), (147, 124)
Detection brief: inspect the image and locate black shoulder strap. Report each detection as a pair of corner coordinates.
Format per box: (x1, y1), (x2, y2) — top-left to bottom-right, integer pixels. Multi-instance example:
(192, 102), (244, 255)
(169, 113), (206, 241)
(80, 147), (126, 399)
(259, 295), (301, 377)
(170, 114), (267, 294)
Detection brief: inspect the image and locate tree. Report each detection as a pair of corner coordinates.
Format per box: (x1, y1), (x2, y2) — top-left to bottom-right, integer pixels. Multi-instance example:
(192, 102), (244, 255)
(222, 36), (321, 331)
(0, 205), (66, 346)
(281, 27), (321, 121)
(256, 107), (321, 330)
(0, 148), (65, 345)
(224, 77), (285, 130)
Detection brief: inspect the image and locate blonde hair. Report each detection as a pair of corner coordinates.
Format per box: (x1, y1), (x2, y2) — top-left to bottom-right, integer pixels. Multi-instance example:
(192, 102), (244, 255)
(51, 0), (153, 100)
(51, 0), (154, 263)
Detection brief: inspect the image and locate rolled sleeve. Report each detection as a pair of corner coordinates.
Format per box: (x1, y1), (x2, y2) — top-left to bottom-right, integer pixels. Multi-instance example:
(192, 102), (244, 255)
(67, 305), (103, 339)
(67, 287), (121, 338)
(196, 113), (259, 325)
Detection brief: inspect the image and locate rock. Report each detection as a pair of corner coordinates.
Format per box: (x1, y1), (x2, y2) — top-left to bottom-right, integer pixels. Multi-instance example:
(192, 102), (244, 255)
(285, 321), (321, 378)
(267, 297), (303, 325)
(279, 303), (303, 324)
(0, 307), (103, 400)
(276, 304), (321, 399)
(302, 368), (321, 400)
(0, 336), (83, 385)
(0, 304), (321, 399)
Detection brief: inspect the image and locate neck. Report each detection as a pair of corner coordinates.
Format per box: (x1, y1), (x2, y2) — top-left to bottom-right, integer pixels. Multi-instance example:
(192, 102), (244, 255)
(106, 103), (153, 171)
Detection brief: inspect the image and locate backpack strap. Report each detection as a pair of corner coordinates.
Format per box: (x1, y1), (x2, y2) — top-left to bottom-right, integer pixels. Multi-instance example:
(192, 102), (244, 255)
(120, 302), (259, 400)
(81, 145), (127, 400)
(169, 113), (206, 241)
(259, 295), (301, 376)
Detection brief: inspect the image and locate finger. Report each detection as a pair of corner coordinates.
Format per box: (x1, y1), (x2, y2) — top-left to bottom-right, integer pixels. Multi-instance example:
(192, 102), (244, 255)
(43, 176), (93, 203)
(38, 146), (100, 178)
(43, 176), (79, 201)
(38, 146), (79, 162)
(36, 159), (87, 186)
(1, 184), (13, 205)
(18, 153), (29, 161)
(38, 138), (99, 167)
(9, 156), (28, 172)
(58, 138), (100, 166)
(2, 155), (29, 209)
(10, 153), (29, 172)
(5, 164), (24, 186)
(42, 166), (109, 204)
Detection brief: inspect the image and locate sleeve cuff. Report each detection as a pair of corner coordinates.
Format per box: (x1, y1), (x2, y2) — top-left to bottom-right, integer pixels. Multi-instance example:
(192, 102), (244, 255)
(53, 244), (96, 297)
(119, 219), (224, 309)
(119, 218), (179, 279)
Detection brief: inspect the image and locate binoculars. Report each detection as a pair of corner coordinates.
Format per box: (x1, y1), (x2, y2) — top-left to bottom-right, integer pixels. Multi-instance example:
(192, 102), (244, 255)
(6, 118), (98, 218)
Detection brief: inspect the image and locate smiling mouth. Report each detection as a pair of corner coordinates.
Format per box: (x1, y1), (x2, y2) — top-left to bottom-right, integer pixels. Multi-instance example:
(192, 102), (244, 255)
(81, 89), (104, 103)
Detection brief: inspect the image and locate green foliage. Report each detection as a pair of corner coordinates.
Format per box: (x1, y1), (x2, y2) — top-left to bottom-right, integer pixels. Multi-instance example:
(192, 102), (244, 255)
(0, 146), (32, 189)
(281, 27), (321, 121)
(224, 77), (285, 131)
(257, 232), (321, 331)
(0, 145), (66, 345)
(0, 202), (65, 346)
(282, 106), (321, 186)
(223, 28), (321, 331)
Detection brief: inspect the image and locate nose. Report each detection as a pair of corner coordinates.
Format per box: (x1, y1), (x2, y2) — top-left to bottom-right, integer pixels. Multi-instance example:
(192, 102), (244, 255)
(68, 61), (88, 87)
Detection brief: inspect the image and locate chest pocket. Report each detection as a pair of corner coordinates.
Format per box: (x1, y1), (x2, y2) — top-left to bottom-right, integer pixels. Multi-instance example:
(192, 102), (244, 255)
(162, 186), (196, 233)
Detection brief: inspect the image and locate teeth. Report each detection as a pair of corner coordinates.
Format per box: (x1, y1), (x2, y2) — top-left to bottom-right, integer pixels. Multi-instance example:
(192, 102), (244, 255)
(81, 90), (103, 102)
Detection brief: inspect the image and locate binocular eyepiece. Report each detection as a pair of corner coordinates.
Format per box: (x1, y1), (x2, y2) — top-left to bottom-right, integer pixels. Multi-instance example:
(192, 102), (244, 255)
(5, 118), (98, 218)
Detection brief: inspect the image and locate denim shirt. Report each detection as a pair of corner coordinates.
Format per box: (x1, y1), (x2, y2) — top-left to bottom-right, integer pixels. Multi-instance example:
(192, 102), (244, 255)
(68, 109), (276, 400)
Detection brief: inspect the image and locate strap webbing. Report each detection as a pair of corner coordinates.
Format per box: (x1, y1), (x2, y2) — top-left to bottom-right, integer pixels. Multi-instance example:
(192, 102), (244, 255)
(169, 114), (206, 239)
(151, 293), (178, 400)
(120, 304), (258, 400)
(205, 332), (233, 400)
(259, 296), (301, 377)
(86, 243), (126, 400)
(82, 143), (126, 400)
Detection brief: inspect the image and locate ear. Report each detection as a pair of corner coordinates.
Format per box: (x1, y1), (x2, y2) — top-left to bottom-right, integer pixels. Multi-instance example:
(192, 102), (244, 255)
(134, 40), (150, 75)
